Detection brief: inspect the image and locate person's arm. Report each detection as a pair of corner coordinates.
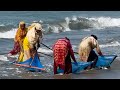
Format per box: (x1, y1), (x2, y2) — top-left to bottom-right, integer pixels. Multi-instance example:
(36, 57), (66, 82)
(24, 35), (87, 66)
(36, 38), (40, 50)
(36, 30), (43, 49)
(67, 41), (77, 62)
(39, 30), (43, 45)
(96, 41), (103, 56)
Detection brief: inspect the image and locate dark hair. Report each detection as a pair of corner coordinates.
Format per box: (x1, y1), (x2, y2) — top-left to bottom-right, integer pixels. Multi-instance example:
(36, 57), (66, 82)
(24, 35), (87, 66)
(65, 37), (70, 41)
(91, 34), (98, 40)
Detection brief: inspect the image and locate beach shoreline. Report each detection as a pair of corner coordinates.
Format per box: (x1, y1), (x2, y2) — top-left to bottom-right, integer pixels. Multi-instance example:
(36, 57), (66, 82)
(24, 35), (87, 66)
(0, 58), (119, 79)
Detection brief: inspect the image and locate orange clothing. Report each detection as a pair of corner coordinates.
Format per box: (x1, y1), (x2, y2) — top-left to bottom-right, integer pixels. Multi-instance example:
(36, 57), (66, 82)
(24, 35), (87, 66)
(14, 28), (27, 61)
(14, 28), (28, 44)
(8, 28), (27, 56)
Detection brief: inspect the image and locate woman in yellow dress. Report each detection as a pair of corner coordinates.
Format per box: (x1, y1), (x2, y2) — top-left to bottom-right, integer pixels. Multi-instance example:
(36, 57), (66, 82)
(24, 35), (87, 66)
(22, 23), (43, 62)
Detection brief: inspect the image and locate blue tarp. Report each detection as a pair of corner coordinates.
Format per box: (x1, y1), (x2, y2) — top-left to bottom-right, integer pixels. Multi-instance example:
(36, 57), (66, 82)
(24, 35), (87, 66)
(57, 55), (117, 74)
(16, 53), (44, 72)
(95, 55), (117, 67)
(15, 54), (117, 73)
(57, 61), (93, 74)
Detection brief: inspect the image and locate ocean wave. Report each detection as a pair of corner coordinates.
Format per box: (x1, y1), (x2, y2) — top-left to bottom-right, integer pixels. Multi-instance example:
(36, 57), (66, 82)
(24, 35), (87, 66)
(0, 28), (17, 38)
(100, 41), (120, 48)
(42, 16), (120, 33)
(0, 55), (9, 61)
(0, 24), (5, 26)
(1, 16), (120, 38)
(0, 24), (16, 32)
(68, 16), (120, 30)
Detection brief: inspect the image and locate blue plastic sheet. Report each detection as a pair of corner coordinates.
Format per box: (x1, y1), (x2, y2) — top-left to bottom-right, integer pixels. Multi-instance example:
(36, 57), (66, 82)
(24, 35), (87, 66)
(57, 55), (117, 74)
(17, 53), (44, 72)
(57, 61), (93, 74)
(95, 55), (117, 67)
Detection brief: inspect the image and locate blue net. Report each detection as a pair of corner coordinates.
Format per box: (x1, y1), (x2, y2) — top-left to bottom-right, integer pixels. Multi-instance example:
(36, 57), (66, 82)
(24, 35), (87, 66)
(57, 61), (93, 74)
(57, 55), (117, 74)
(72, 61), (93, 73)
(18, 53), (44, 72)
(95, 55), (117, 67)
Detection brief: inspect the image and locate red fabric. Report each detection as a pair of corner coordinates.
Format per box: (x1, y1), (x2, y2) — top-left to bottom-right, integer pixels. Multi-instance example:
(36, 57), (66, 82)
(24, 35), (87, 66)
(9, 42), (20, 55)
(53, 38), (76, 74)
(54, 55), (72, 74)
(53, 39), (68, 66)
(54, 61), (65, 74)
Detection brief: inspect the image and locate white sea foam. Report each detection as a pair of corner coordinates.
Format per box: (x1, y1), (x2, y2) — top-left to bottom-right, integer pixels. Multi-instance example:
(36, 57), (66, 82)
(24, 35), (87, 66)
(100, 41), (120, 48)
(0, 28), (17, 38)
(0, 55), (9, 61)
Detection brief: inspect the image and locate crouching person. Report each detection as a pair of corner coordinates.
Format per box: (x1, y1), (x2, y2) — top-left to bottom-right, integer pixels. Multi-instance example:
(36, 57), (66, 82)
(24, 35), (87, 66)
(53, 37), (77, 75)
(78, 35), (103, 69)
(23, 23), (43, 62)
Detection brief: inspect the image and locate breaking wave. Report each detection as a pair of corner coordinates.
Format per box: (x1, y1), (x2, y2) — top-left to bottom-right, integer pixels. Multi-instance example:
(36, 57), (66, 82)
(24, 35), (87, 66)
(1, 16), (120, 38)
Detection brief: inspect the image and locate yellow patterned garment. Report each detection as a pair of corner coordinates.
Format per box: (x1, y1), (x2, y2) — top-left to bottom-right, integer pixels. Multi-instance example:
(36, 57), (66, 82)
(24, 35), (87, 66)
(17, 51), (24, 62)
(14, 21), (28, 43)
(22, 37), (31, 61)
(23, 37), (30, 51)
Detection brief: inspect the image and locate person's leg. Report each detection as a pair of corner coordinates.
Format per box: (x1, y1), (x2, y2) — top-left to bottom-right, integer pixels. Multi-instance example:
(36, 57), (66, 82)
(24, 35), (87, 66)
(8, 42), (20, 56)
(17, 51), (24, 62)
(54, 62), (58, 74)
(23, 38), (31, 61)
(64, 54), (72, 74)
(64, 62), (72, 74)
(87, 50), (98, 68)
(17, 42), (24, 62)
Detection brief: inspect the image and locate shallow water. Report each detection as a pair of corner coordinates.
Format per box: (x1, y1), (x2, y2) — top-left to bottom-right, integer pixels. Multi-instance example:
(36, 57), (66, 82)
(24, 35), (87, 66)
(0, 11), (120, 79)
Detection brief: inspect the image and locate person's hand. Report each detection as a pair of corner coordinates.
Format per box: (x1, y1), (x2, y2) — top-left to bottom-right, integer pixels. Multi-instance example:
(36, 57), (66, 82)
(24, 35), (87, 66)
(101, 55), (104, 57)
(37, 43), (40, 48)
(74, 62), (78, 66)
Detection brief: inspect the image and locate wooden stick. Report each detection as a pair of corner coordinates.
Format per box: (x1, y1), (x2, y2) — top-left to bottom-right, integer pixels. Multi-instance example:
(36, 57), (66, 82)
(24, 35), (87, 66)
(41, 43), (78, 54)
(38, 52), (53, 57)
(41, 43), (53, 51)
(74, 52), (79, 54)
(15, 63), (46, 71)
